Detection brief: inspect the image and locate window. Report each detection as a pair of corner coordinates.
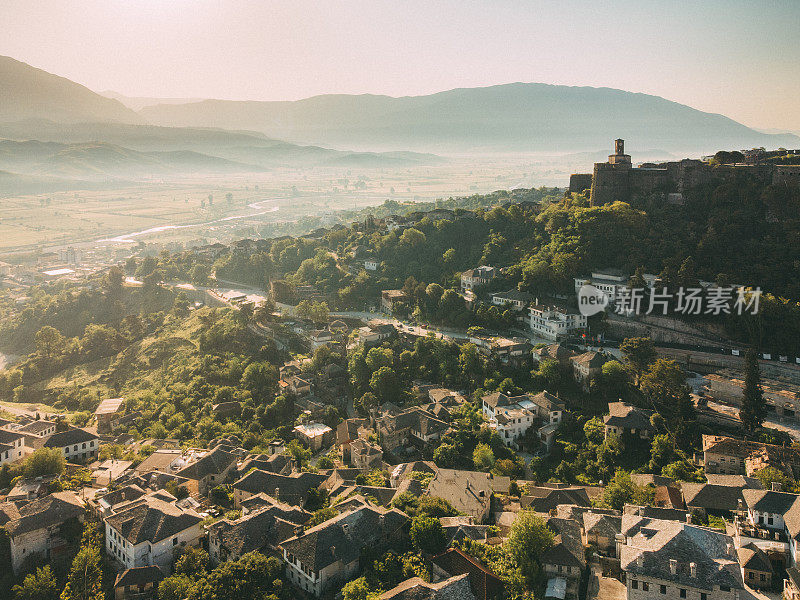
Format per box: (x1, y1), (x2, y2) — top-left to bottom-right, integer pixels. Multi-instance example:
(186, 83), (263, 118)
(660, 585), (666, 594)
(760, 574), (766, 582)
(680, 589), (686, 598)
(173, 537), (178, 546)
(749, 572), (754, 579)
(720, 586), (730, 592)
(631, 580), (638, 590)
(701, 594), (707, 600)
(642, 582), (649, 592)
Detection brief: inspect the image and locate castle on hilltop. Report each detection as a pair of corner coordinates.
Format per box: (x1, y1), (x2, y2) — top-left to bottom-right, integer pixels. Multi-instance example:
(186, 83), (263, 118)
(570, 139), (800, 207)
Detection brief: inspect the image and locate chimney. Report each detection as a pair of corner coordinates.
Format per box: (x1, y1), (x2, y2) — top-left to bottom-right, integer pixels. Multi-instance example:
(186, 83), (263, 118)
(669, 559), (677, 575)
(727, 543), (734, 556)
(274, 487), (280, 500)
(636, 555), (643, 567)
(690, 562), (697, 578)
(772, 481), (783, 492)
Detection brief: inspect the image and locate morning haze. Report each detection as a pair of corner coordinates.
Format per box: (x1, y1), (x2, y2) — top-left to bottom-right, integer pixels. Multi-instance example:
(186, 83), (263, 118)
(2, 4), (800, 600)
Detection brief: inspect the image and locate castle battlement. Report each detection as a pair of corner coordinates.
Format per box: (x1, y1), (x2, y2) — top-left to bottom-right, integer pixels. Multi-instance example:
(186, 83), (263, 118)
(570, 140), (800, 207)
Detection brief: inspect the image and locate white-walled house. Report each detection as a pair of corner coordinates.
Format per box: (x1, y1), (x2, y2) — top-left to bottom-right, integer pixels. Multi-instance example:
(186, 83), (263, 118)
(0, 429), (26, 464)
(104, 494), (203, 573)
(528, 304), (586, 340)
(40, 427), (99, 462)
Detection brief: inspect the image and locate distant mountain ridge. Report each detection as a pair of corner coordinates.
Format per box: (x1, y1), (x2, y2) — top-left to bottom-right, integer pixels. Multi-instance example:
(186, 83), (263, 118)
(139, 82), (800, 153)
(0, 56), (143, 125)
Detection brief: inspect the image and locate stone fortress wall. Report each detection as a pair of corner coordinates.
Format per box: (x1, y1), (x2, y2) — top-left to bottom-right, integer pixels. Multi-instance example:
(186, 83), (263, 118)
(570, 139), (800, 207)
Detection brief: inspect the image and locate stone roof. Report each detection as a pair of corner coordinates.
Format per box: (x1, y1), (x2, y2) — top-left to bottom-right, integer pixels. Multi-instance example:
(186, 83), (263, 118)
(238, 493), (311, 524)
(97, 484), (147, 510)
(133, 449), (182, 474)
(521, 486), (591, 513)
(95, 398), (124, 416)
(603, 402), (654, 431)
(41, 426), (97, 447)
(583, 512), (622, 539)
(431, 548), (504, 600)
(741, 489), (800, 516)
(240, 453), (294, 475)
(233, 469), (327, 506)
(533, 343), (575, 361)
(571, 351), (610, 369)
(380, 574), (475, 600)
(426, 470), (508, 516)
(210, 507), (300, 556)
(737, 543), (773, 573)
(4, 491), (85, 537)
(175, 447), (237, 481)
(682, 479), (761, 513)
(17, 420), (56, 435)
(114, 565), (164, 589)
(620, 516), (743, 591)
(280, 505), (407, 572)
(542, 518), (586, 569)
(104, 495), (202, 545)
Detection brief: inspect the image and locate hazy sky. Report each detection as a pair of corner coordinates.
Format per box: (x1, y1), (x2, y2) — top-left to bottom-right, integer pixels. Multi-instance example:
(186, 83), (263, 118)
(2, 0), (799, 131)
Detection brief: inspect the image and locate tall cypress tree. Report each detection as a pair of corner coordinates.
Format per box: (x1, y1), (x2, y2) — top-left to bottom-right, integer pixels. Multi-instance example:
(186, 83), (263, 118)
(740, 349), (766, 433)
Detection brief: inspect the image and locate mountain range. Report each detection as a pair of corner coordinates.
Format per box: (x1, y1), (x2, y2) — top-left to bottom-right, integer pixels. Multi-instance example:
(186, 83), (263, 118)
(138, 83), (800, 153)
(0, 54), (797, 189)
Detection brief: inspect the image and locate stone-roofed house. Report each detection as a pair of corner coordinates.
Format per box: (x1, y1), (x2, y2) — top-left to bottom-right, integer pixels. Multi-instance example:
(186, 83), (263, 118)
(350, 438), (383, 470)
(380, 574), (476, 600)
(682, 476), (762, 516)
(104, 493), (204, 572)
(95, 398), (125, 433)
(583, 512), (623, 556)
(426, 469), (509, 523)
(95, 484), (148, 517)
(280, 505), (409, 596)
(238, 492), (311, 524)
(619, 515), (744, 600)
(603, 402), (655, 441)
(239, 452), (295, 475)
(0, 428), (26, 465)
(532, 343), (575, 366)
(39, 426), (99, 462)
(460, 266), (497, 292)
(521, 485), (591, 514)
(431, 547), (504, 600)
(174, 446), (238, 496)
(570, 351), (611, 389)
(232, 469), (327, 508)
(133, 449), (184, 476)
(541, 517), (586, 600)
(736, 542), (774, 590)
(2, 490), (86, 574)
(209, 505), (302, 565)
(114, 565), (164, 600)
